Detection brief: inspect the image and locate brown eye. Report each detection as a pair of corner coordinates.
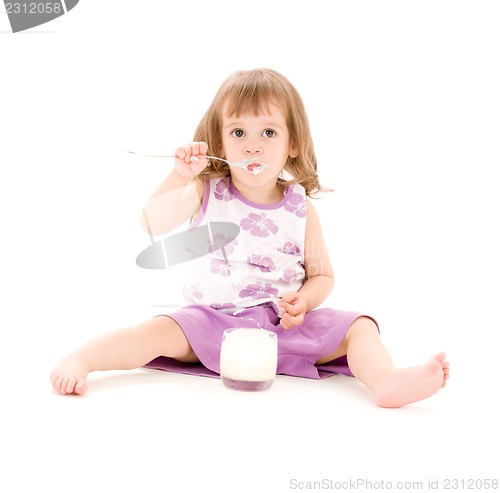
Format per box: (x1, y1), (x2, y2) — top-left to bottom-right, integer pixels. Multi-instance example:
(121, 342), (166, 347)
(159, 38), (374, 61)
(231, 129), (245, 138)
(262, 129), (276, 138)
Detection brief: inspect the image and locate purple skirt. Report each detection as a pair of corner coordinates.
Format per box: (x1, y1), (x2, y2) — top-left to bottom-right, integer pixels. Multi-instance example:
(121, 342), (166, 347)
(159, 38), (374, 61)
(144, 303), (377, 380)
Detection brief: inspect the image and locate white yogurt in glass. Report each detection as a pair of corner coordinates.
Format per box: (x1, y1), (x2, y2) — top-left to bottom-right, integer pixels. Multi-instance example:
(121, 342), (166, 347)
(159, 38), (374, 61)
(220, 328), (278, 391)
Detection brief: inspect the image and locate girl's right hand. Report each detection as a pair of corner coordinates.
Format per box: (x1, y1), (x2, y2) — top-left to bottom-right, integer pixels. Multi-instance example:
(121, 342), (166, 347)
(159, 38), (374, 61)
(174, 141), (209, 179)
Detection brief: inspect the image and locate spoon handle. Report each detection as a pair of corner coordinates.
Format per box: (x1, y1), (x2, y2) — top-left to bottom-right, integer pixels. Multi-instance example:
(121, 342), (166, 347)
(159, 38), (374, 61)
(125, 151), (243, 167)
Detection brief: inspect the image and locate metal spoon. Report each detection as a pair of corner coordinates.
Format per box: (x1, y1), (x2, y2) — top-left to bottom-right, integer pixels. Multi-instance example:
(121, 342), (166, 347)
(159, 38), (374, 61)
(126, 150), (258, 168)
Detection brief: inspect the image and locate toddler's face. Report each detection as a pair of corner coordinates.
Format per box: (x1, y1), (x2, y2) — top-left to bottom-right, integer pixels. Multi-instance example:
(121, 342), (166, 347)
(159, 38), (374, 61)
(220, 101), (296, 184)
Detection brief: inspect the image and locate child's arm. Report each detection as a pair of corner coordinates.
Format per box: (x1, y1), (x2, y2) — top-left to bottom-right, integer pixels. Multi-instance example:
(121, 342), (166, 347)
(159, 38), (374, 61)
(279, 200), (334, 329)
(141, 142), (208, 236)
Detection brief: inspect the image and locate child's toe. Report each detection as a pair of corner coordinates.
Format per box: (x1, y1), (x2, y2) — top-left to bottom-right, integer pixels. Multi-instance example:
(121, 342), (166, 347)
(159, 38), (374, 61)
(75, 382), (87, 395)
(53, 376), (64, 394)
(65, 378), (77, 394)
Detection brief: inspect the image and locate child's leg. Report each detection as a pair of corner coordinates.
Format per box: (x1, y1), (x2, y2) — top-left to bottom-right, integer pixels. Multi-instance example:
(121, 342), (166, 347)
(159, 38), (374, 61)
(50, 316), (197, 396)
(317, 317), (450, 408)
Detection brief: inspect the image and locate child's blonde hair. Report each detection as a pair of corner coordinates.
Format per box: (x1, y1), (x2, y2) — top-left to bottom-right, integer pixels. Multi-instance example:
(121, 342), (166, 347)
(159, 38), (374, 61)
(193, 68), (330, 197)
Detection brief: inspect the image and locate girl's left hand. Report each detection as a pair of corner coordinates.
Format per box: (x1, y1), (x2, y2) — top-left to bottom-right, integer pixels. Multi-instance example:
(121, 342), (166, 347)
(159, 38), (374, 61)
(279, 292), (307, 329)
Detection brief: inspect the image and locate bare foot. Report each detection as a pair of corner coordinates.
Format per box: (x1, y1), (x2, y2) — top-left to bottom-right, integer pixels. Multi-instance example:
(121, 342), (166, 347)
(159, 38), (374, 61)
(50, 356), (89, 395)
(372, 352), (450, 408)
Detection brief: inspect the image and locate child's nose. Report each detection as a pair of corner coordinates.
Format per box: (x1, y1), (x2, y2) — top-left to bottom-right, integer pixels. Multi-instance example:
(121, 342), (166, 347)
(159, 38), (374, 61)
(244, 143), (262, 155)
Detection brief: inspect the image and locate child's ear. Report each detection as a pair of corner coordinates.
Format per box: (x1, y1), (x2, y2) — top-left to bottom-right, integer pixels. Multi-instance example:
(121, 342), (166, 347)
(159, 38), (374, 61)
(289, 143), (299, 159)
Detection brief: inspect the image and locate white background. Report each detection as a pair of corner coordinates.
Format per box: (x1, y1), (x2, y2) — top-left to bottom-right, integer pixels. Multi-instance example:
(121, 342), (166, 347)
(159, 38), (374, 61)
(1, 1), (499, 492)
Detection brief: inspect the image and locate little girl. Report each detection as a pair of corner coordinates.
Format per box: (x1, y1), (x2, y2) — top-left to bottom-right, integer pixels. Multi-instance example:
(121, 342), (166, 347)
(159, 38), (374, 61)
(50, 68), (450, 407)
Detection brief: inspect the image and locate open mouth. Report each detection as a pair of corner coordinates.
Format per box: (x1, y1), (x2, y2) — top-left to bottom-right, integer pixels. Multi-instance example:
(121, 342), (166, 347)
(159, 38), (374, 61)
(243, 162), (268, 175)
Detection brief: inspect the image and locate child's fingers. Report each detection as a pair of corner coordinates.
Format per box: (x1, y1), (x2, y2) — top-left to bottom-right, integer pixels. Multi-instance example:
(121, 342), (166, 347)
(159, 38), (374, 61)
(280, 300), (303, 317)
(280, 313), (293, 329)
(176, 142), (208, 163)
(280, 311), (304, 329)
(199, 141), (208, 155)
(288, 312), (305, 326)
(173, 142), (209, 178)
(280, 291), (299, 304)
(190, 141), (208, 156)
(279, 302), (296, 318)
(279, 296), (306, 329)
(188, 155), (208, 169)
(178, 144), (194, 163)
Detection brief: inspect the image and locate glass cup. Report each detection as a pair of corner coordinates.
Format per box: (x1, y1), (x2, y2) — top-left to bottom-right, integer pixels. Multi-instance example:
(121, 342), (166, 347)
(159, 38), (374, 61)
(220, 328), (278, 391)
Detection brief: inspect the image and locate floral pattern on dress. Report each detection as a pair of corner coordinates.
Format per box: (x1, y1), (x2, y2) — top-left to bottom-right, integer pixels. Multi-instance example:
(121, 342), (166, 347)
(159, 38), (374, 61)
(279, 268), (300, 283)
(208, 234), (237, 256)
(247, 255), (276, 272)
(183, 178), (307, 308)
(210, 258), (231, 276)
(240, 213), (279, 237)
(214, 179), (232, 201)
(279, 241), (301, 256)
(183, 284), (203, 302)
(284, 191), (307, 218)
(210, 302), (236, 310)
(239, 282), (279, 299)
